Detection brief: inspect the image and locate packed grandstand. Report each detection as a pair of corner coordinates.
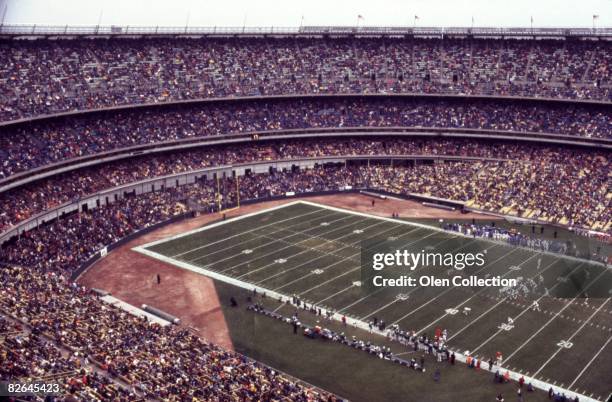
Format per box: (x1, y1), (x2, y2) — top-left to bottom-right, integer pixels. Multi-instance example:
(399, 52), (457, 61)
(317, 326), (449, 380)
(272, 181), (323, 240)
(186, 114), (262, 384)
(0, 25), (610, 401)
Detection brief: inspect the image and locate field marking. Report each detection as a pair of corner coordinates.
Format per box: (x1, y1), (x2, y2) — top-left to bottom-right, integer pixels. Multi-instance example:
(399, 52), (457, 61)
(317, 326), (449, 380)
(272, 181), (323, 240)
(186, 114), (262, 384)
(390, 244), (512, 326)
(359, 238), (481, 321)
(253, 222), (413, 285)
(531, 298), (610, 378)
(176, 209), (344, 261)
(315, 284), (357, 305)
(320, 228), (460, 312)
(209, 215), (374, 275)
(237, 219), (394, 281)
(296, 231), (450, 296)
(332, 230), (459, 313)
(274, 223), (413, 292)
(416, 252), (543, 336)
(297, 200), (607, 269)
(254, 220), (389, 264)
(187, 213), (359, 266)
(168, 202), (323, 257)
(133, 201), (601, 402)
(270, 225), (363, 252)
(446, 256), (564, 342)
(568, 334), (612, 388)
(470, 262), (587, 354)
(503, 268), (609, 365)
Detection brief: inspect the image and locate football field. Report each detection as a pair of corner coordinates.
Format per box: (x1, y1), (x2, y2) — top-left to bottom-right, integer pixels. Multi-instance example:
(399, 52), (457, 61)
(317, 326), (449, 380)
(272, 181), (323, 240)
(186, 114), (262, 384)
(135, 200), (612, 401)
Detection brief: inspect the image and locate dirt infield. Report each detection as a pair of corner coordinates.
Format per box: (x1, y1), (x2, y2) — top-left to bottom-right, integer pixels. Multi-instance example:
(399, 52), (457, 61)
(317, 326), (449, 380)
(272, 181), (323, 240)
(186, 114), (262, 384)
(78, 193), (496, 351)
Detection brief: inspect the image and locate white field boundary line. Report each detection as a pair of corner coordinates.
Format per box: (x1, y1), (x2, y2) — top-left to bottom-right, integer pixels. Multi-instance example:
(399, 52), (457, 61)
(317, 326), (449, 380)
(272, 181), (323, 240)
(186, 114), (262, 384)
(252, 223), (414, 285)
(295, 201), (610, 270)
(133, 202), (599, 402)
(470, 262), (588, 354)
(187, 212), (358, 265)
(177, 209), (345, 262)
(502, 268), (610, 365)
(173, 206), (334, 259)
(134, 248), (599, 402)
(143, 200), (308, 251)
(203, 214), (376, 275)
(568, 334), (612, 388)
(531, 298), (610, 378)
(237, 219), (395, 281)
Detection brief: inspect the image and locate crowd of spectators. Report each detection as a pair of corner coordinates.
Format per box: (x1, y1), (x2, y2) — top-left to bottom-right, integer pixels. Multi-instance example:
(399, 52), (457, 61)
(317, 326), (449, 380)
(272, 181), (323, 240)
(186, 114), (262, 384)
(0, 265), (339, 401)
(1, 97), (610, 179)
(2, 35), (610, 402)
(0, 158), (606, 399)
(2, 160), (609, 276)
(1, 37), (610, 121)
(0, 314), (137, 400)
(0, 138), (608, 235)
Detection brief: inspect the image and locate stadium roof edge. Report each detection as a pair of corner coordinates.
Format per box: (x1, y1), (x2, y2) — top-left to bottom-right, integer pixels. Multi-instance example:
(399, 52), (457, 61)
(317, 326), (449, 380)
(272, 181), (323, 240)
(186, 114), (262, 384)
(0, 24), (611, 39)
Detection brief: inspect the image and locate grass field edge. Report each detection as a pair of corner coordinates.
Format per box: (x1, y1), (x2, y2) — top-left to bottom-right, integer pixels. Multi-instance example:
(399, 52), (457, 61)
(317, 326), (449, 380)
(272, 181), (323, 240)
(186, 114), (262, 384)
(131, 201), (603, 402)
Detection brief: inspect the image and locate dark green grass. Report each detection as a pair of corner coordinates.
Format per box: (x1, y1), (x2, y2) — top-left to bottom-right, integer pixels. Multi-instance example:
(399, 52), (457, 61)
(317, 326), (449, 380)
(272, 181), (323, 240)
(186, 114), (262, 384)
(146, 202), (612, 400)
(215, 280), (552, 402)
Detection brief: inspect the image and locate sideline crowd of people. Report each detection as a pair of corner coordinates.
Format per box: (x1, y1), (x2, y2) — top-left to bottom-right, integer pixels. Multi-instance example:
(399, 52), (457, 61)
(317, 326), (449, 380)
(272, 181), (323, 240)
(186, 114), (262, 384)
(247, 298), (582, 402)
(1, 37), (610, 121)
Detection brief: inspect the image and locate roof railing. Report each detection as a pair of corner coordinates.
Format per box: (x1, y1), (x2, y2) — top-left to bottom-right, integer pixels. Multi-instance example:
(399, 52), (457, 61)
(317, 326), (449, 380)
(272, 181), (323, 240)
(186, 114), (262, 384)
(0, 24), (610, 38)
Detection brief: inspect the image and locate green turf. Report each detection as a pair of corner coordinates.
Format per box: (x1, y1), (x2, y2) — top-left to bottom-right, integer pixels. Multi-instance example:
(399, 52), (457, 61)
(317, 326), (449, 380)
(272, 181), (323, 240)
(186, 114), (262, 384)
(143, 201), (612, 401)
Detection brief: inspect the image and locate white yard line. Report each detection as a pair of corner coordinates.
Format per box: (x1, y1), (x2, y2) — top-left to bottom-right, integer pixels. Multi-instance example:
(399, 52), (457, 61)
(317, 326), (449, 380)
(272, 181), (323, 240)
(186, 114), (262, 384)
(296, 200), (606, 269)
(314, 284), (356, 305)
(255, 221), (389, 264)
(178, 209), (345, 261)
(211, 215), (374, 274)
(334, 229), (454, 313)
(416, 252), (543, 336)
(359, 238), (480, 321)
(169, 202), (324, 257)
(470, 262), (587, 354)
(236, 219), (392, 281)
(269, 225), (362, 252)
(391, 244), (512, 326)
(253, 222), (410, 285)
(295, 231), (446, 296)
(503, 268), (609, 365)
(531, 298), (610, 378)
(446, 256), (561, 342)
(273, 223), (410, 292)
(188, 213), (358, 265)
(568, 334), (612, 389)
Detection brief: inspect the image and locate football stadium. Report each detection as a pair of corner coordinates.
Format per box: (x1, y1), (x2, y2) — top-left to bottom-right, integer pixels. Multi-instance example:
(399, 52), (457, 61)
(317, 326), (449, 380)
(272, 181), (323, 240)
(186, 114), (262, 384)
(0, 1), (611, 401)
